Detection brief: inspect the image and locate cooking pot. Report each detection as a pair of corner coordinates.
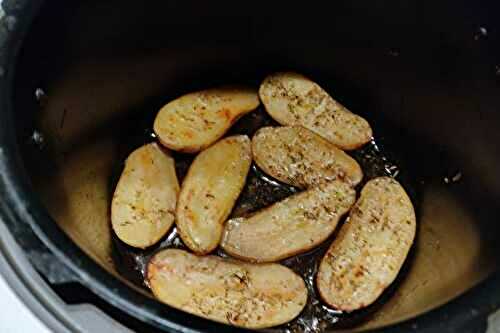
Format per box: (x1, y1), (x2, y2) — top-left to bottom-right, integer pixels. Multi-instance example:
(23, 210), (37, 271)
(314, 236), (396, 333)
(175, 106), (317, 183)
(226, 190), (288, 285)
(1, 0), (500, 332)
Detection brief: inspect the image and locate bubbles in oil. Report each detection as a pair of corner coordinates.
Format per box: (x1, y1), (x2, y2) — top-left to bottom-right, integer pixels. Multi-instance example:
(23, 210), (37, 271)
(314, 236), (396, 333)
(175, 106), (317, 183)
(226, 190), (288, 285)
(161, 227), (184, 248)
(473, 26), (488, 40)
(35, 87), (48, 108)
(148, 130), (157, 139)
(351, 138), (401, 180)
(443, 171), (462, 184)
(35, 88), (45, 100)
(30, 130), (45, 149)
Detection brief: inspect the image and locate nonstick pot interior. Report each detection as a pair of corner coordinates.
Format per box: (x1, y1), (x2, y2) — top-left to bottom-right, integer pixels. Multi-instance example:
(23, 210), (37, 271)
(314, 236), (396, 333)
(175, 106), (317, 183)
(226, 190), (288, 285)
(5, 0), (500, 332)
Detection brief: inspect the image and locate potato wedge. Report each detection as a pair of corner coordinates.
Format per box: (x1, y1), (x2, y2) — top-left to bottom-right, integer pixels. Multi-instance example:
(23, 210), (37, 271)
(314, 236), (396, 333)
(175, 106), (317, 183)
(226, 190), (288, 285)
(176, 135), (252, 254)
(221, 181), (356, 262)
(154, 86), (259, 153)
(111, 143), (179, 248)
(259, 72), (372, 150)
(252, 126), (363, 188)
(317, 177), (416, 312)
(147, 249), (307, 329)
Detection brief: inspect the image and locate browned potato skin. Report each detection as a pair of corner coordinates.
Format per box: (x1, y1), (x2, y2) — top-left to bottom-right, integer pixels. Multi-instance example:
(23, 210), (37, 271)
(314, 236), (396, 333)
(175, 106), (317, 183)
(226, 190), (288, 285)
(252, 126), (363, 188)
(147, 249), (308, 329)
(317, 177), (416, 312)
(111, 143), (179, 249)
(154, 86), (259, 153)
(221, 181), (356, 263)
(176, 135), (252, 254)
(259, 72), (372, 150)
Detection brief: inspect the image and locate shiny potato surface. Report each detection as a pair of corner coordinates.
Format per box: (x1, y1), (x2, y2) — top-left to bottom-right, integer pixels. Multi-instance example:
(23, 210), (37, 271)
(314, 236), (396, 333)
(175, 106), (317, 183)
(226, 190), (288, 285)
(252, 126), (362, 188)
(176, 135), (252, 254)
(147, 249), (308, 328)
(317, 177), (416, 312)
(259, 72), (372, 150)
(111, 143), (179, 248)
(154, 87), (259, 153)
(222, 181), (356, 262)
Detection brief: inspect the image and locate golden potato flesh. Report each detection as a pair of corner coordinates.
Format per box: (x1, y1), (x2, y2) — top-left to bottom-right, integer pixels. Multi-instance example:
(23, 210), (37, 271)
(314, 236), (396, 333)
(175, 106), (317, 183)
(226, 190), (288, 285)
(252, 126), (363, 188)
(259, 72), (372, 150)
(111, 143), (179, 248)
(176, 135), (252, 254)
(221, 181), (356, 262)
(147, 249), (307, 329)
(154, 87), (259, 153)
(317, 177), (416, 312)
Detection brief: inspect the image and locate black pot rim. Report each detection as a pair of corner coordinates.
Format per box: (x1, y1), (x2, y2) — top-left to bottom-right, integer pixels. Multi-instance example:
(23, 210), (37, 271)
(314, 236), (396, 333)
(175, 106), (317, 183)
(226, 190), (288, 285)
(0, 1), (498, 333)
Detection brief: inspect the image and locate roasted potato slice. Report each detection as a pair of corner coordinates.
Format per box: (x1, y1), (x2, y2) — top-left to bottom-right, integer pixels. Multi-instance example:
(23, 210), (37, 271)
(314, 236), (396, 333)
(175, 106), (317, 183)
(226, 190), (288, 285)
(147, 249), (307, 329)
(221, 181), (356, 262)
(176, 135), (252, 254)
(259, 72), (372, 150)
(252, 126), (362, 188)
(111, 143), (179, 248)
(317, 177), (416, 312)
(154, 86), (259, 153)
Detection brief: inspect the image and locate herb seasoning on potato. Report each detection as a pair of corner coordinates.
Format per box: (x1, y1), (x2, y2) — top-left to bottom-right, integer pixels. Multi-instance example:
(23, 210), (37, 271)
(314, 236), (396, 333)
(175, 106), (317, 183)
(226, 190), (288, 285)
(111, 143), (179, 249)
(154, 86), (259, 153)
(259, 72), (372, 150)
(147, 249), (308, 329)
(252, 126), (363, 188)
(110, 73), (419, 330)
(176, 135), (252, 254)
(317, 177), (416, 312)
(221, 181), (356, 262)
